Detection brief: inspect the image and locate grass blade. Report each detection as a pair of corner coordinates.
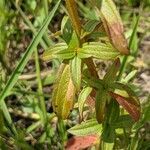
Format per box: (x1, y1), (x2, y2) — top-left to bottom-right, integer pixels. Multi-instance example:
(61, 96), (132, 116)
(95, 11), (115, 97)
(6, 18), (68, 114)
(0, 0), (61, 102)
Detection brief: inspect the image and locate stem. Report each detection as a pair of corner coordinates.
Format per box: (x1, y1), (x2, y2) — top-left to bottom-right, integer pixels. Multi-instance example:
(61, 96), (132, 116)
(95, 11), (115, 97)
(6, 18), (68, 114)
(58, 119), (67, 147)
(35, 49), (47, 124)
(65, 0), (81, 39)
(43, 0), (48, 16)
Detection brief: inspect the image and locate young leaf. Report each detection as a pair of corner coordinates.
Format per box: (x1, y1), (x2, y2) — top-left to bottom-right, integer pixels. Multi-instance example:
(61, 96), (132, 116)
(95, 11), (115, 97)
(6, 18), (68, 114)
(52, 64), (75, 119)
(78, 87), (92, 119)
(103, 58), (120, 83)
(96, 0), (129, 54)
(78, 42), (120, 60)
(110, 92), (140, 121)
(68, 31), (80, 49)
(68, 119), (102, 136)
(96, 89), (109, 123)
(66, 135), (99, 150)
(70, 56), (82, 91)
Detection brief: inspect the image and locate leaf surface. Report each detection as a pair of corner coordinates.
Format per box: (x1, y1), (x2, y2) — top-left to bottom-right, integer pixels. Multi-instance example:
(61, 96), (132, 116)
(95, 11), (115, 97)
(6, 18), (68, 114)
(66, 135), (99, 150)
(68, 119), (102, 136)
(52, 64), (75, 119)
(78, 87), (92, 119)
(70, 56), (82, 91)
(110, 92), (140, 121)
(96, 89), (109, 123)
(98, 0), (129, 54)
(78, 42), (120, 60)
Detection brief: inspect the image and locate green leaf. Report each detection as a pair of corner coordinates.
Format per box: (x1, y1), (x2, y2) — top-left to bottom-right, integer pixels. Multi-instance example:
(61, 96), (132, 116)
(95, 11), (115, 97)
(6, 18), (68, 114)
(107, 101), (120, 124)
(83, 73), (104, 89)
(43, 48), (75, 61)
(70, 56), (82, 91)
(84, 20), (100, 33)
(78, 42), (120, 60)
(129, 14), (140, 56)
(68, 32), (80, 49)
(61, 16), (73, 44)
(122, 70), (137, 83)
(78, 87), (92, 118)
(0, 0), (61, 102)
(96, 88), (109, 123)
(52, 64), (75, 119)
(102, 124), (115, 143)
(42, 43), (67, 60)
(111, 115), (134, 129)
(100, 142), (114, 150)
(68, 119), (102, 136)
(104, 58), (120, 83)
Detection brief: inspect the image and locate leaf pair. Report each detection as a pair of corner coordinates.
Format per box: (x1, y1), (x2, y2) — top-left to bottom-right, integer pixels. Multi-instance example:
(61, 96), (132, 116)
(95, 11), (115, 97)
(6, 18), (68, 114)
(84, 59), (140, 122)
(42, 41), (120, 61)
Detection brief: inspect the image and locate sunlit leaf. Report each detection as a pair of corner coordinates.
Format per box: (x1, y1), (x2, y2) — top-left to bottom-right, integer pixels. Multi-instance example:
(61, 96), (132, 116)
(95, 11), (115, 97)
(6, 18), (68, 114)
(70, 56), (82, 91)
(84, 20), (100, 33)
(97, 0), (129, 54)
(68, 31), (80, 49)
(42, 43), (75, 61)
(66, 135), (99, 150)
(52, 64), (75, 119)
(78, 87), (92, 119)
(78, 42), (120, 60)
(68, 119), (102, 136)
(110, 92), (140, 121)
(122, 70), (137, 83)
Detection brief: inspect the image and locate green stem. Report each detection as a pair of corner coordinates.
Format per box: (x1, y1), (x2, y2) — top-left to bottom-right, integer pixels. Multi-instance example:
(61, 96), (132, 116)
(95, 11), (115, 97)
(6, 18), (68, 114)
(43, 0), (48, 16)
(58, 119), (67, 147)
(35, 49), (47, 124)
